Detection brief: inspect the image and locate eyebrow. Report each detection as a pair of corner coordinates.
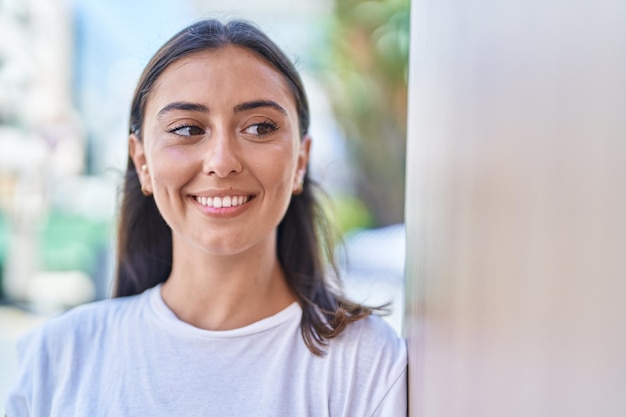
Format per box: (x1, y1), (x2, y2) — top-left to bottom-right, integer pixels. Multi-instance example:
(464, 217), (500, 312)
(234, 100), (287, 116)
(156, 102), (209, 119)
(156, 99), (287, 119)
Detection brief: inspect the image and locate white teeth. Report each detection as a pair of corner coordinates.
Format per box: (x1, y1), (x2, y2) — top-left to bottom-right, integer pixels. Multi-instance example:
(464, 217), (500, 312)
(196, 195), (250, 208)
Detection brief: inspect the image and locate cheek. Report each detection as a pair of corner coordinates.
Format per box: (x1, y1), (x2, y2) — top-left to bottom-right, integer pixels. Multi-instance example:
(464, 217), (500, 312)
(252, 147), (298, 185)
(149, 147), (197, 184)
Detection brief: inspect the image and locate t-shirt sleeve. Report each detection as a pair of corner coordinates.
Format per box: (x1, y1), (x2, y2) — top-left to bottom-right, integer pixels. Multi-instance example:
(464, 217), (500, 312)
(4, 325), (51, 417)
(371, 367), (408, 417)
(354, 317), (408, 417)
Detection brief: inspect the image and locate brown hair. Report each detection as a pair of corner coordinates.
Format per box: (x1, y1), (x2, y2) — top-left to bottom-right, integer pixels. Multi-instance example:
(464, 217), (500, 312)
(114, 19), (373, 355)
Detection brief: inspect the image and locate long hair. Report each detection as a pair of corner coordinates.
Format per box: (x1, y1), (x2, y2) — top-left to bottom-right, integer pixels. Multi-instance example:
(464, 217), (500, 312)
(115, 19), (373, 355)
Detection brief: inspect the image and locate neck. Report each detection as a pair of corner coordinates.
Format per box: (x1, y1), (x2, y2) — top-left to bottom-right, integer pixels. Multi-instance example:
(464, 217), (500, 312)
(160, 235), (296, 330)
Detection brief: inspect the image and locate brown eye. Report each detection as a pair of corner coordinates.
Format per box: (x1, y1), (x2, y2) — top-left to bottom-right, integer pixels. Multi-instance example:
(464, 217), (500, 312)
(256, 124), (273, 135)
(243, 121), (278, 137)
(169, 125), (204, 136)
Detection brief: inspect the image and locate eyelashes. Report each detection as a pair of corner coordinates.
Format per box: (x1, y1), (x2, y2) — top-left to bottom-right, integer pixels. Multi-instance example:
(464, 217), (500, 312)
(166, 119), (280, 138)
(167, 124), (205, 136)
(243, 119), (279, 137)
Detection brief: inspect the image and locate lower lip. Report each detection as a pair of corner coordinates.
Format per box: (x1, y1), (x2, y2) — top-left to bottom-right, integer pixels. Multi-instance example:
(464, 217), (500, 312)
(190, 196), (254, 217)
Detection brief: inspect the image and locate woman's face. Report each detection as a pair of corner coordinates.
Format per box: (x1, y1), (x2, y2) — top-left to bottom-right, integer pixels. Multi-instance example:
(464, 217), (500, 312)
(130, 46), (310, 257)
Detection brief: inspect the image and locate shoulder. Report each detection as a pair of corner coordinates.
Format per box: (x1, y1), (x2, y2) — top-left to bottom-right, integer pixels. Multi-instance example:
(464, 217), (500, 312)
(6, 291), (151, 416)
(336, 314), (407, 377)
(335, 314), (406, 359)
(328, 313), (407, 378)
(325, 315), (407, 415)
(18, 289), (150, 358)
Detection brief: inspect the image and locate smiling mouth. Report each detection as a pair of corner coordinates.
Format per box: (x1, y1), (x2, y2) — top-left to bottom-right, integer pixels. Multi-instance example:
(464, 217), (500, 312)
(193, 195), (253, 208)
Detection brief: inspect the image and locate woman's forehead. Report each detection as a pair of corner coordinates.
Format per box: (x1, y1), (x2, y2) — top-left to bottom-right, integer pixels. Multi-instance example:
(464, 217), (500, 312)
(146, 46), (296, 114)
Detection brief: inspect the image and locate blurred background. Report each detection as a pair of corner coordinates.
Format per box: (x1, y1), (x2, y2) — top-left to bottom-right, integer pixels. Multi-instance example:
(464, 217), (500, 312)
(0, 0), (409, 401)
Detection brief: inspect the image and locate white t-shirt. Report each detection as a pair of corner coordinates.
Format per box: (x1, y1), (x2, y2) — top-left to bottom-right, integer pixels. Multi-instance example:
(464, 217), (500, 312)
(5, 285), (407, 416)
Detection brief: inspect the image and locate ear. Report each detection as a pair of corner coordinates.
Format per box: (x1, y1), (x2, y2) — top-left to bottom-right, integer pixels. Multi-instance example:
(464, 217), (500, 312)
(293, 134), (311, 194)
(129, 134), (152, 194)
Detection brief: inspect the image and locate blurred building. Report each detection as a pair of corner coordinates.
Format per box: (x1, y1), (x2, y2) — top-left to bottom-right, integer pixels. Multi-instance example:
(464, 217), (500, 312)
(0, 0), (91, 306)
(0, 0), (74, 127)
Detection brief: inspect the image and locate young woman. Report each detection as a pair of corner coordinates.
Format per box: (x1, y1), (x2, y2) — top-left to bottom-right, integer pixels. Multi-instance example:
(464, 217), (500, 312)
(6, 19), (407, 416)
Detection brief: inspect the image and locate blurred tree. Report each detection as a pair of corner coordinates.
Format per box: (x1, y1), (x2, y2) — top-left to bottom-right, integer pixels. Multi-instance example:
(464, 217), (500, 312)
(317, 0), (410, 226)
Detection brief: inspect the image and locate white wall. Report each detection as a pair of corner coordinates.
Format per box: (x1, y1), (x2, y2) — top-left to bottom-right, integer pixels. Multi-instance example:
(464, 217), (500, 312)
(404, 1), (626, 415)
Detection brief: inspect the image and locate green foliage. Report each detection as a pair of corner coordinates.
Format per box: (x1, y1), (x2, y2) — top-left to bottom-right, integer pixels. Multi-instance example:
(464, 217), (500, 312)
(331, 193), (375, 235)
(317, 0), (410, 226)
(40, 210), (110, 274)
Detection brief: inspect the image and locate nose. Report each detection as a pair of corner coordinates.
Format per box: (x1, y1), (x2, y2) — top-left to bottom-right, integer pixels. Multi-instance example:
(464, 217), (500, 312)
(202, 130), (243, 177)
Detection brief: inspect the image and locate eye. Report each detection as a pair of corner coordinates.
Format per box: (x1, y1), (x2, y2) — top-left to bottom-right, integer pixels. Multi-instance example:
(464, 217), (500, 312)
(243, 120), (279, 137)
(167, 124), (205, 136)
